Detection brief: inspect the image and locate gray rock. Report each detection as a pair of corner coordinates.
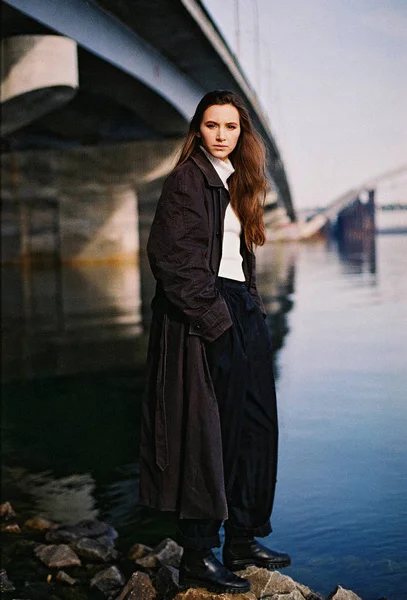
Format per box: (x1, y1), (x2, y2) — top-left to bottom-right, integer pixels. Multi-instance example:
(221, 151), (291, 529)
(134, 554), (159, 569)
(0, 523), (21, 534)
(56, 570), (78, 585)
(296, 582), (325, 600)
(128, 543), (153, 561)
(24, 516), (58, 532)
(327, 585), (363, 600)
(115, 571), (157, 600)
(238, 566), (297, 597)
(46, 519), (118, 544)
(0, 569), (15, 593)
(271, 592), (306, 600)
(34, 543), (81, 568)
(90, 565), (125, 598)
(0, 501), (16, 520)
(174, 589), (256, 599)
(154, 565), (179, 599)
(70, 537), (117, 562)
(153, 537), (183, 568)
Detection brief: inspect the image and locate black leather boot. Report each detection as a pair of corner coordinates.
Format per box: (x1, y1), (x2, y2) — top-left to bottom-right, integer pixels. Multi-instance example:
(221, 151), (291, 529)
(179, 548), (251, 593)
(223, 536), (291, 571)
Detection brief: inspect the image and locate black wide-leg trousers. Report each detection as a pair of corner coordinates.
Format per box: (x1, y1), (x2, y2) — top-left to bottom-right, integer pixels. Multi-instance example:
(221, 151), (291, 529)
(177, 277), (279, 550)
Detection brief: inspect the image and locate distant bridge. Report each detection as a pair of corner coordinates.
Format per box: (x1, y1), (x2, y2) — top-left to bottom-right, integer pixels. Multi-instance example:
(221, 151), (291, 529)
(269, 164), (407, 241)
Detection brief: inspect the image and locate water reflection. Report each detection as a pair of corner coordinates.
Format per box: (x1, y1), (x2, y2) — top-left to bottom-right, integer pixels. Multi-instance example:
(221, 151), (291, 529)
(1, 261), (144, 381)
(335, 230), (377, 276)
(3, 468), (98, 524)
(257, 242), (297, 377)
(1, 234), (407, 599)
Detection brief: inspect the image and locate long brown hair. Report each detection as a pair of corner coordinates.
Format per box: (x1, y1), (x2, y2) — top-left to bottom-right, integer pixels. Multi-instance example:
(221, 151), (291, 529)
(176, 90), (267, 248)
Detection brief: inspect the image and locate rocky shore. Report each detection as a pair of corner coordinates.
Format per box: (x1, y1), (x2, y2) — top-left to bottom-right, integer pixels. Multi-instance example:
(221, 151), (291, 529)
(0, 502), (376, 600)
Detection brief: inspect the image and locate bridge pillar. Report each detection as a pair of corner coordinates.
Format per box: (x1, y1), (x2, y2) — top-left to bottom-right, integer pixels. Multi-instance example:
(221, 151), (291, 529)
(1, 35), (78, 135)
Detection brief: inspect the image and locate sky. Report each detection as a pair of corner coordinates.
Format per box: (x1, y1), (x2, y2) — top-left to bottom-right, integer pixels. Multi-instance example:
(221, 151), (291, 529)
(202, 0), (407, 209)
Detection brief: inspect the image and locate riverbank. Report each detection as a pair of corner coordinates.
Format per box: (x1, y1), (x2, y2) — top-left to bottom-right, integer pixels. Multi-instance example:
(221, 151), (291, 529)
(1, 502), (375, 600)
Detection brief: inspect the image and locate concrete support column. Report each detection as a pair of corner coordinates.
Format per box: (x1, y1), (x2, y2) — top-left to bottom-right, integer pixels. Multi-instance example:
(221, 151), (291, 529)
(1, 35), (78, 135)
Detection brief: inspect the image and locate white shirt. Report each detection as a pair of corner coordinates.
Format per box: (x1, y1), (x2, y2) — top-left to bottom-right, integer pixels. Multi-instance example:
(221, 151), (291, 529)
(200, 147), (245, 281)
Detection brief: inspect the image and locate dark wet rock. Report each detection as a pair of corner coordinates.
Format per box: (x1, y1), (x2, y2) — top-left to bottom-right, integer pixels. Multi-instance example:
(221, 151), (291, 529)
(56, 570), (78, 585)
(134, 553), (158, 569)
(128, 542), (153, 561)
(0, 501), (17, 520)
(46, 528), (79, 543)
(0, 569), (15, 593)
(0, 522), (21, 533)
(116, 571), (156, 600)
(141, 537), (183, 569)
(70, 537), (117, 563)
(97, 527), (119, 549)
(34, 543), (82, 568)
(154, 537), (183, 568)
(46, 519), (118, 547)
(10, 538), (37, 557)
(153, 565), (179, 599)
(53, 588), (89, 600)
(327, 585), (363, 600)
(90, 565), (125, 598)
(24, 516), (58, 532)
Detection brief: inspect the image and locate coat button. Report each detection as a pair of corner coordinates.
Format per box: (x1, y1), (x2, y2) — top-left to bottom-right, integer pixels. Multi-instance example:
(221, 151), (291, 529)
(216, 231), (220, 237)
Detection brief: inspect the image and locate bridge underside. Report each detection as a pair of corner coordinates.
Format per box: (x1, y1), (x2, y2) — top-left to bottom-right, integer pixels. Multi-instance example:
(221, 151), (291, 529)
(1, 0), (294, 219)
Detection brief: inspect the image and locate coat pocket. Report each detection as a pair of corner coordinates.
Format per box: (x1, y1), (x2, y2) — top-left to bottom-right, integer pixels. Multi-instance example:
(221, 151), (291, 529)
(155, 314), (170, 471)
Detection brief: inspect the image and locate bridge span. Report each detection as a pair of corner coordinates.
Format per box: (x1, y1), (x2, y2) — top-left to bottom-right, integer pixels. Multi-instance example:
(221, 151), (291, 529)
(1, 0), (294, 225)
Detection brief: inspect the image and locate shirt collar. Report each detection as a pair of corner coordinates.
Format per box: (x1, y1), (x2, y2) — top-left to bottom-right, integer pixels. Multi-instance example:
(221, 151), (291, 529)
(199, 146), (235, 188)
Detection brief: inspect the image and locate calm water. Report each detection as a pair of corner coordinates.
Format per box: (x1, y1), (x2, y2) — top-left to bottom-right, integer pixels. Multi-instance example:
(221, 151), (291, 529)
(2, 234), (406, 599)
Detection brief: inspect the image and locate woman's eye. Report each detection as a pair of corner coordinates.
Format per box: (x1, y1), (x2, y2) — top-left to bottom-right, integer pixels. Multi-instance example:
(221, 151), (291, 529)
(228, 125), (237, 130)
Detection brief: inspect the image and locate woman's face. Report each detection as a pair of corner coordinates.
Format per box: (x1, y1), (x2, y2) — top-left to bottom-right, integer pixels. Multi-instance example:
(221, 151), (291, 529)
(198, 103), (241, 161)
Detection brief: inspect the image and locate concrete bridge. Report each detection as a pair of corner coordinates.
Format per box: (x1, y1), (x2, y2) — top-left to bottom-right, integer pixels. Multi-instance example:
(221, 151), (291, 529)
(1, 0), (294, 222)
(269, 164), (407, 241)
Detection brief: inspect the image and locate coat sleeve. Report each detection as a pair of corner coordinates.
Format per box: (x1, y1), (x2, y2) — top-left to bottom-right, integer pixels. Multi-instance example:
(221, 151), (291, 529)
(248, 251), (267, 316)
(147, 165), (233, 342)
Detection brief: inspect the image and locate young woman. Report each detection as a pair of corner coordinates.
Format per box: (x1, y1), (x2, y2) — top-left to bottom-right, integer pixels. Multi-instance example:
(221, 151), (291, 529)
(140, 90), (290, 594)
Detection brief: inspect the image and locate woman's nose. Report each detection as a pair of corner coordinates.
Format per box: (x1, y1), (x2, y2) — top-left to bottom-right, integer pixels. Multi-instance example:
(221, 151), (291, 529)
(217, 128), (226, 140)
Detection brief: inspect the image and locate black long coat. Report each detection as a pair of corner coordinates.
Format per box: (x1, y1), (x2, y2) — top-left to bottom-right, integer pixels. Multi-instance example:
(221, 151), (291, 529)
(139, 149), (266, 520)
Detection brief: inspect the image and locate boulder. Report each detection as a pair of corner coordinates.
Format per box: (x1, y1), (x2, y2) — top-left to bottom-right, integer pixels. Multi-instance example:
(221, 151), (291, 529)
(0, 523), (21, 534)
(296, 582), (325, 600)
(46, 519), (118, 545)
(90, 565), (126, 598)
(327, 585), (363, 600)
(128, 543), (153, 561)
(153, 564), (180, 599)
(0, 501), (16, 520)
(115, 571), (156, 600)
(271, 592), (306, 600)
(152, 537), (183, 568)
(34, 543), (81, 568)
(135, 537), (183, 570)
(174, 589), (256, 599)
(238, 567), (297, 597)
(24, 516), (58, 532)
(70, 537), (117, 562)
(56, 570), (78, 585)
(0, 569), (15, 593)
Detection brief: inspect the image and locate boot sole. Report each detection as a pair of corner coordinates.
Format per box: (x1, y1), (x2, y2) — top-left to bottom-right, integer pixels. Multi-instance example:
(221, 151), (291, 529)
(179, 577), (251, 594)
(225, 557), (292, 571)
